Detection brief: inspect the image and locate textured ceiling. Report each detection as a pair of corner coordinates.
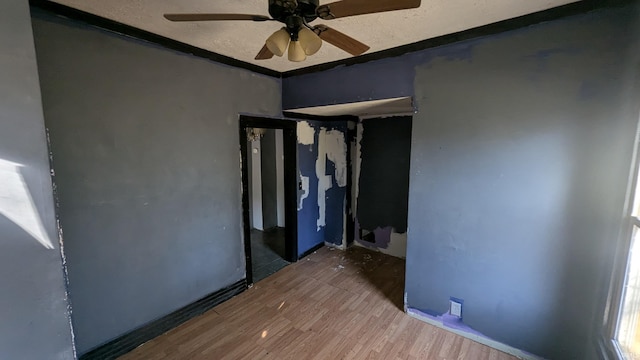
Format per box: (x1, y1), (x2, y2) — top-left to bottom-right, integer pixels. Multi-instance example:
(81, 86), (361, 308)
(50, 0), (579, 73)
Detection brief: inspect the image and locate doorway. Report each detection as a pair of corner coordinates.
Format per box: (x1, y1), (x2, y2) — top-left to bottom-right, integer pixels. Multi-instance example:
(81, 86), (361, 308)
(239, 116), (298, 285)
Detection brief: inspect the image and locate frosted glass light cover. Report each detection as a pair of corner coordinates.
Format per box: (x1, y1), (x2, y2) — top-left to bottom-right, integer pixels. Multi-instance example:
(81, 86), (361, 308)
(288, 41), (307, 62)
(265, 28), (290, 57)
(298, 27), (322, 55)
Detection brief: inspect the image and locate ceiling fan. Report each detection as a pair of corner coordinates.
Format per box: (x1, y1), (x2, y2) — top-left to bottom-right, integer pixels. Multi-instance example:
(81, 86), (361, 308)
(164, 0), (422, 62)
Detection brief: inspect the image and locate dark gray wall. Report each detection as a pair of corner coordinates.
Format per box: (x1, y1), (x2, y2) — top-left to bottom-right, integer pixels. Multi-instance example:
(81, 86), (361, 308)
(284, 4), (640, 359)
(0, 2), (75, 359)
(357, 117), (412, 233)
(32, 10), (281, 354)
(407, 7), (640, 359)
(261, 129), (278, 230)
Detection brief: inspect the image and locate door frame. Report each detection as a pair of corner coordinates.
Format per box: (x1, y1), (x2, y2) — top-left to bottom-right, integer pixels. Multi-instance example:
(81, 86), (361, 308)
(239, 115), (298, 285)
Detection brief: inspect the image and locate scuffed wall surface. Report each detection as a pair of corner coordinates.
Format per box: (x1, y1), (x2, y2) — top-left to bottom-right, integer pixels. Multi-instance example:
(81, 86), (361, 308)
(32, 9), (281, 355)
(297, 120), (349, 254)
(0, 2), (75, 359)
(353, 117), (412, 259)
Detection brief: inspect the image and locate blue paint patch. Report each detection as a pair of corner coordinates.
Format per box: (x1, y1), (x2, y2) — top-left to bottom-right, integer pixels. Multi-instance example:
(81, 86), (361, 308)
(296, 121), (349, 253)
(297, 122), (323, 256)
(323, 141), (346, 246)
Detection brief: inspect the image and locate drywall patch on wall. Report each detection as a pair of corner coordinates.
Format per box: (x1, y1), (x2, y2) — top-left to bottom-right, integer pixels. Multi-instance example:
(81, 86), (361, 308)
(315, 127), (348, 230)
(323, 145), (347, 246)
(297, 120), (349, 251)
(386, 232), (408, 259)
(315, 128), (332, 230)
(298, 174), (309, 210)
(296, 121), (323, 255)
(325, 130), (347, 187)
(297, 120), (315, 145)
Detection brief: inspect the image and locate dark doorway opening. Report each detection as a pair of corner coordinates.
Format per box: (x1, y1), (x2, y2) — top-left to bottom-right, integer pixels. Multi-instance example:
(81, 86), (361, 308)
(239, 116), (298, 285)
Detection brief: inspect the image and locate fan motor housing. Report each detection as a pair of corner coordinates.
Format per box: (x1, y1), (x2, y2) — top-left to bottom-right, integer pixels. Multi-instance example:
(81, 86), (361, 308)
(269, 0), (319, 23)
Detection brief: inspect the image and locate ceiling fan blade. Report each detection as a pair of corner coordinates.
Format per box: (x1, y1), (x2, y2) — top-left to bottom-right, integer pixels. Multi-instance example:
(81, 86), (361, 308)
(317, 0), (421, 20)
(255, 44), (275, 60)
(164, 13), (273, 22)
(314, 25), (370, 56)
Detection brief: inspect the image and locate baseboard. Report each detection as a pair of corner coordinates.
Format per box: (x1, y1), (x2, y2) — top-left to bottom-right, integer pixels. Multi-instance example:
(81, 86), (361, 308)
(80, 279), (248, 360)
(406, 307), (544, 360)
(299, 242), (325, 259)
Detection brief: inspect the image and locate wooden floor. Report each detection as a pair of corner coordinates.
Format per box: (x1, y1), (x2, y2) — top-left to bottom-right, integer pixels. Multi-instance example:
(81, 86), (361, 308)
(119, 246), (518, 360)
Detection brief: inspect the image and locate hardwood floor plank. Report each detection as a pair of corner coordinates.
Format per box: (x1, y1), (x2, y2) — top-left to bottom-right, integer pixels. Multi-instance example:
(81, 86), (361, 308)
(118, 246), (521, 360)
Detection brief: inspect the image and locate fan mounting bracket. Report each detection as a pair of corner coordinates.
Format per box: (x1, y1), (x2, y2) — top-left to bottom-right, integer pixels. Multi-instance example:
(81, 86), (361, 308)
(269, 0), (319, 23)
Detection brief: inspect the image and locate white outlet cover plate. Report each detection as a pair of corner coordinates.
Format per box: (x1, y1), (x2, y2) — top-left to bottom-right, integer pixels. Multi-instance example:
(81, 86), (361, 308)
(450, 300), (462, 318)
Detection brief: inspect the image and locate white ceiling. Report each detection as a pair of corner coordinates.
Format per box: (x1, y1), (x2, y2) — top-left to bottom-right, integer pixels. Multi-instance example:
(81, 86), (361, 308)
(51, 0), (579, 73)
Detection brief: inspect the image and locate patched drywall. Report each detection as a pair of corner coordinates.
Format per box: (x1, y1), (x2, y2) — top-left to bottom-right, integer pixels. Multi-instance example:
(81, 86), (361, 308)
(316, 128), (347, 230)
(0, 3), (75, 359)
(297, 120), (315, 145)
(32, 8), (281, 355)
(296, 120), (349, 254)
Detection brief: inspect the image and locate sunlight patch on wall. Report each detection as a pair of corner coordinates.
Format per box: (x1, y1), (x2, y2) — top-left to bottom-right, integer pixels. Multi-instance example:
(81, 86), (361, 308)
(0, 158), (54, 249)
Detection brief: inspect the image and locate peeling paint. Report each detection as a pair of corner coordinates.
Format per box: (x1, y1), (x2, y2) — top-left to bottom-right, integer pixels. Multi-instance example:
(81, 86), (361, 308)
(297, 120), (315, 145)
(298, 174), (309, 210)
(325, 130), (347, 187)
(315, 128), (332, 230)
(315, 128), (348, 231)
(351, 122), (363, 221)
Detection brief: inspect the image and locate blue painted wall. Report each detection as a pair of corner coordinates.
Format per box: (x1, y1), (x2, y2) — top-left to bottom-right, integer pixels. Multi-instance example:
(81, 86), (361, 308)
(297, 120), (348, 255)
(284, 4), (640, 359)
(297, 121), (322, 255)
(323, 122), (348, 246)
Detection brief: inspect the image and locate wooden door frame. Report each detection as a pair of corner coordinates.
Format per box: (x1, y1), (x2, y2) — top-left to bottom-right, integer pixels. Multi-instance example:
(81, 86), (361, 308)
(239, 115), (298, 285)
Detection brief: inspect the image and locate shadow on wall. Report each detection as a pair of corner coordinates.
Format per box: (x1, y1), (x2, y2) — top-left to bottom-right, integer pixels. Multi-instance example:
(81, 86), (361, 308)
(0, 158), (55, 249)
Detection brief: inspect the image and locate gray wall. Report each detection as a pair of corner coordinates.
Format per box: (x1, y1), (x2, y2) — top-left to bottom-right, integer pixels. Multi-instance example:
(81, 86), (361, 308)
(32, 9), (281, 355)
(407, 7), (640, 359)
(0, 2), (75, 359)
(261, 129), (278, 230)
(283, 4), (640, 359)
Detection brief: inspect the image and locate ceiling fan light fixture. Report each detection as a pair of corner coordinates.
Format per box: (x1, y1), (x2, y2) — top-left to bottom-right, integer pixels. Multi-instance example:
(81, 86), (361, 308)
(265, 28), (290, 57)
(298, 27), (322, 55)
(288, 40), (307, 62)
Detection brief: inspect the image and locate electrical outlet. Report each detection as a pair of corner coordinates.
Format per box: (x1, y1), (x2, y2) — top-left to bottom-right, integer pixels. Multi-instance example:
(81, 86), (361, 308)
(449, 297), (463, 319)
